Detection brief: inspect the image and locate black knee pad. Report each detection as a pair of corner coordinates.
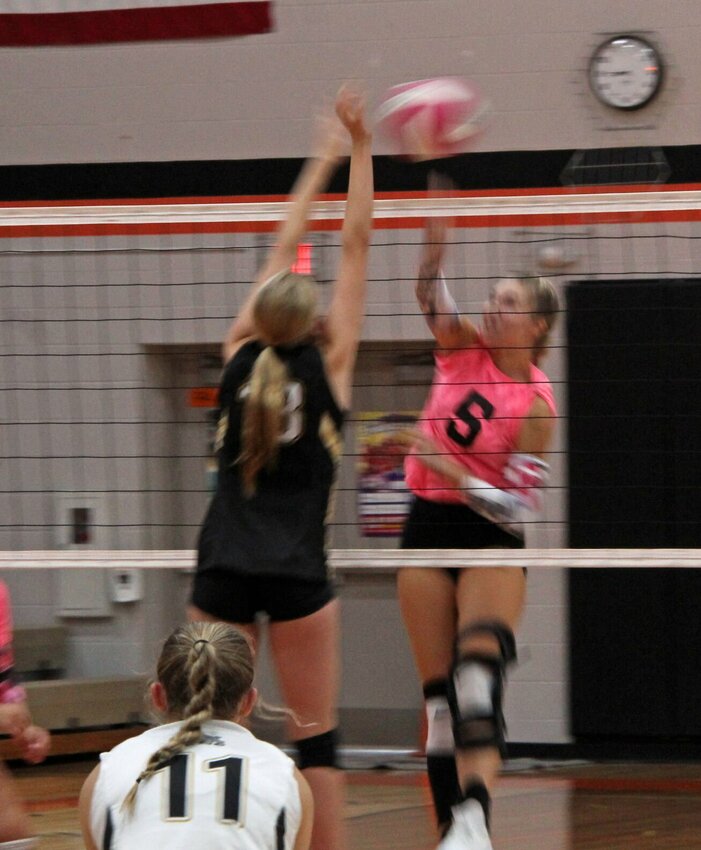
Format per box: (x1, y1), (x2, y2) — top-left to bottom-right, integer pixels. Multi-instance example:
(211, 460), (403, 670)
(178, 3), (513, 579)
(295, 728), (339, 770)
(447, 620), (516, 756)
(456, 620), (517, 664)
(423, 678), (460, 829)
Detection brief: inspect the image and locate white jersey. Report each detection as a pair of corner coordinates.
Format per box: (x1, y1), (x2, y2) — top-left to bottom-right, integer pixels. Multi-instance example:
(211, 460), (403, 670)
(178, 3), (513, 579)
(90, 719), (301, 850)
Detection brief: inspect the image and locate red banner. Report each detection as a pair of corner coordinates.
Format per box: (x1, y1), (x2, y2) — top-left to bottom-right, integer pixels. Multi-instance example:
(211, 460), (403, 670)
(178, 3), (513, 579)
(0, 2), (272, 46)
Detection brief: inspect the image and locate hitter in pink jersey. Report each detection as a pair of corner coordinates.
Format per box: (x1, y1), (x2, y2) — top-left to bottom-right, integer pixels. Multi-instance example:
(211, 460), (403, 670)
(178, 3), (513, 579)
(0, 580), (51, 848)
(397, 214), (559, 850)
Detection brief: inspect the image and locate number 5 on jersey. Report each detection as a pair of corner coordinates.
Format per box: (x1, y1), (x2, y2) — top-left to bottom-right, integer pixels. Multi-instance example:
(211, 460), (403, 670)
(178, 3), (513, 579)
(447, 390), (494, 448)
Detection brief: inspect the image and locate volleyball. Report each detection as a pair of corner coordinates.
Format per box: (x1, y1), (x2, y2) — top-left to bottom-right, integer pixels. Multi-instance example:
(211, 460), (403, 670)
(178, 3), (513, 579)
(537, 244), (580, 271)
(537, 245), (567, 269)
(375, 77), (488, 161)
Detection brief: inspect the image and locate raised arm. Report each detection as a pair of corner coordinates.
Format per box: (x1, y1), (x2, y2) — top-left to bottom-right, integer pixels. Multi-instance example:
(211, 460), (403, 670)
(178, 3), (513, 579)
(222, 107), (346, 364)
(323, 87), (374, 410)
(416, 216), (478, 350)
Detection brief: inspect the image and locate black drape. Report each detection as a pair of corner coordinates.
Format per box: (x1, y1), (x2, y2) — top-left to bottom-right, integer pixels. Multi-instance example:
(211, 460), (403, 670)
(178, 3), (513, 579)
(567, 279), (701, 739)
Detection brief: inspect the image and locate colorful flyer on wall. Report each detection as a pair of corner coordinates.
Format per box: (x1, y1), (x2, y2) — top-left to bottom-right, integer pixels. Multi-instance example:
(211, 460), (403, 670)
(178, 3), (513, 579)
(356, 412), (418, 537)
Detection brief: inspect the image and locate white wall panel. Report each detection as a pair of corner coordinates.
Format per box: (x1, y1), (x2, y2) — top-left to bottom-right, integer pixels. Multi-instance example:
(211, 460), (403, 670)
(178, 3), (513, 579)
(0, 0), (697, 163)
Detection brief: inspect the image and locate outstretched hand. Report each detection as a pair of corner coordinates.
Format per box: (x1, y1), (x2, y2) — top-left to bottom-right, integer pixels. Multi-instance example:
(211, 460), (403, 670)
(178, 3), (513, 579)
(311, 106), (346, 164)
(335, 85), (370, 143)
(0, 702), (50, 763)
(18, 723), (50, 764)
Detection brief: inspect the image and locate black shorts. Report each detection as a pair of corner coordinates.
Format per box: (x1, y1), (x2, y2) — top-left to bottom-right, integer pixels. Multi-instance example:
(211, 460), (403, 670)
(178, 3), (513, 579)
(401, 496), (524, 578)
(190, 569), (336, 624)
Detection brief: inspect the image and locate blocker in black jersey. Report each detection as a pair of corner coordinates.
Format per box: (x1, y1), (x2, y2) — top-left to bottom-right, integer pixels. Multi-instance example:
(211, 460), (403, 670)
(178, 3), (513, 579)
(197, 340), (344, 582)
(188, 86), (372, 850)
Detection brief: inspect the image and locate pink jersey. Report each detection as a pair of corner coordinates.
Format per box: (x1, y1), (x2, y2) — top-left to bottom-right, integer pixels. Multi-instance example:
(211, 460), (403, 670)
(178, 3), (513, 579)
(0, 581), (25, 704)
(405, 341), (557, 504)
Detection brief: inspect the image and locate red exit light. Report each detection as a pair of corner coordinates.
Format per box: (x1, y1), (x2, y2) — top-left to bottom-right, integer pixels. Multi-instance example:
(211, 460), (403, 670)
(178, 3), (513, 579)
(292, 242), (312, 275)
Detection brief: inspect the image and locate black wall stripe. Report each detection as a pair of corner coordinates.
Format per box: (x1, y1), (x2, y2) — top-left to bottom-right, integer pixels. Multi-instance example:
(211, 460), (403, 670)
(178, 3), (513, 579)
(1, 145), (701, 201)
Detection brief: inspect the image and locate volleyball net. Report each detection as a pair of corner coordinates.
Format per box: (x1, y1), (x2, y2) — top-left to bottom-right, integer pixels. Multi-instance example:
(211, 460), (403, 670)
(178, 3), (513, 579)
(4, 185), (701, 748)
(2, 184), (701, 562)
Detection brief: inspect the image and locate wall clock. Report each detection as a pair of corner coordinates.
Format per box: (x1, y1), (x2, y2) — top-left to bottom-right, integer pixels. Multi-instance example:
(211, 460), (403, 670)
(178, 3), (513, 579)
(588, 35), (663, 110)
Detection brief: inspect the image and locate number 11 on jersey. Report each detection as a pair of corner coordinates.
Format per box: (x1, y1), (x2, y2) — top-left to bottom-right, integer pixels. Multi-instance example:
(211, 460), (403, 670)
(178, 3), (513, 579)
(157, 752), (248, 825)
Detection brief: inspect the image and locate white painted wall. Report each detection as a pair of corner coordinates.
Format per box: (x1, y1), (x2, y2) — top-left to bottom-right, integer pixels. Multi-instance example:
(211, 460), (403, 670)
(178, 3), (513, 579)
(0, 0), (698, 164)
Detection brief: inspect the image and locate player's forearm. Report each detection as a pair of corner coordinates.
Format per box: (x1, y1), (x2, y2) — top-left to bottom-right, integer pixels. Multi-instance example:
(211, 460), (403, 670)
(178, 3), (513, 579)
(224, 153), (341, 354)
(276, 153), (341, 260)
(341, 133), (373, 252)
(460, 454), (550, 531)
(416, 265), (463, 343)
(415, 440), (466, 484)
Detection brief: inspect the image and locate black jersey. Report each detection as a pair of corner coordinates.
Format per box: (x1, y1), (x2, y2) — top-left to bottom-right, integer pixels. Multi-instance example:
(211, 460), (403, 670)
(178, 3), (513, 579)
(197, 340), (344, 581)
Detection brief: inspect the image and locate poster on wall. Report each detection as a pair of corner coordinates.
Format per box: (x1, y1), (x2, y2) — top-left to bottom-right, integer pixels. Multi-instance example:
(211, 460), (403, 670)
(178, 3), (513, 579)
(356, 412), (418, 537)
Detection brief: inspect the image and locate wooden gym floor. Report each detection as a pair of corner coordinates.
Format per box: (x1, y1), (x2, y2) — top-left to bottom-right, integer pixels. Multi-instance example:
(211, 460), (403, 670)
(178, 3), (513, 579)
(13, 740), (701, 849)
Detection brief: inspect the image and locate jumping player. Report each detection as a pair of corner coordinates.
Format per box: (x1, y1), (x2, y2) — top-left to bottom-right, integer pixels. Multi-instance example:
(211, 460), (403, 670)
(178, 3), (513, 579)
(79, 621), (313, 850)
(187, 85), (373, 850)
(398, 215), (558, 849)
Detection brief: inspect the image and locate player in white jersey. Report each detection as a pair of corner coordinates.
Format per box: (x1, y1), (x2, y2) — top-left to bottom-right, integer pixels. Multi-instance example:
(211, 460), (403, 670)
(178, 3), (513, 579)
(78, 622), (313, 850)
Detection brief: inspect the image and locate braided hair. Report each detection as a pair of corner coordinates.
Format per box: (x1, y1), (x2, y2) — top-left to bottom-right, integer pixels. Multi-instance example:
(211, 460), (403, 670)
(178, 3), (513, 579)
(121, 621), (254, 814)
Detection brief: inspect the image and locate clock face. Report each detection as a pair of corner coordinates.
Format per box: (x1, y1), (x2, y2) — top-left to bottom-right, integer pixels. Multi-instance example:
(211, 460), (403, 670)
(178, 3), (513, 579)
(589, 36), (663, 110)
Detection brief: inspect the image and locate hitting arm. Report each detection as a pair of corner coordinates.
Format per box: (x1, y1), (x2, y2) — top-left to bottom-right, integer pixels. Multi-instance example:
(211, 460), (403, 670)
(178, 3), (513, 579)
(416, 216), (477, 350)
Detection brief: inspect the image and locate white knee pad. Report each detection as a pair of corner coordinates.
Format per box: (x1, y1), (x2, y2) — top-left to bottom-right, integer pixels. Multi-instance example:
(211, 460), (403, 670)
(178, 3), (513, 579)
(448, 621), (517, 756)
(425, 694), (455, 755)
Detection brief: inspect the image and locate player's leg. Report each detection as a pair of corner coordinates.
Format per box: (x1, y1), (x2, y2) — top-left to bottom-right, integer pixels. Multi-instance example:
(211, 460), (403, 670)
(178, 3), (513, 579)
(0, 761), (34, 845)
(268, 594), (345, 850)
(397, 567), (460, 835)
(438, 566), (526, 850)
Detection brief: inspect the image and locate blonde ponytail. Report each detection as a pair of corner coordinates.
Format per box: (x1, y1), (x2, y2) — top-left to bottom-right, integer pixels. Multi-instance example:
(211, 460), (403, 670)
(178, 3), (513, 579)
(239, 346), (289, 497)
(521, 275), (559, 365)
(237, 270), (317, 495)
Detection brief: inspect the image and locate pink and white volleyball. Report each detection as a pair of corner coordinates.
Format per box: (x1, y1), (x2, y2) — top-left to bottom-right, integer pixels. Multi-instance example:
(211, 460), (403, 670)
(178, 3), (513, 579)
(375, 77), (488, 161)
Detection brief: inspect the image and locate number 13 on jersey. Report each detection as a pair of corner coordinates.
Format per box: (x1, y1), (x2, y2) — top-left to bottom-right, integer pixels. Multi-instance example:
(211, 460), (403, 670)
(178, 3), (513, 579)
(235, 380), (306, 445)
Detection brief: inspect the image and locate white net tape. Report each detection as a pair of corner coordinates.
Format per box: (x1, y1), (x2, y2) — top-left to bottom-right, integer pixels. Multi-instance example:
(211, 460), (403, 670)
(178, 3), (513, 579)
(2, 549), (701, 570)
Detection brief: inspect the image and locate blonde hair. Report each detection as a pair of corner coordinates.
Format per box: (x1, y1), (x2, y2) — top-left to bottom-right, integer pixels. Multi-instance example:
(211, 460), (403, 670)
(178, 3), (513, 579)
(121, 621), (254, 815)
(239, 270), (318, 496)
(519, 276), (559, 366)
